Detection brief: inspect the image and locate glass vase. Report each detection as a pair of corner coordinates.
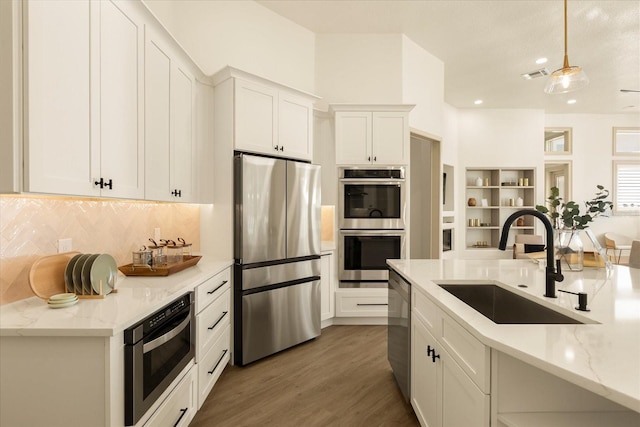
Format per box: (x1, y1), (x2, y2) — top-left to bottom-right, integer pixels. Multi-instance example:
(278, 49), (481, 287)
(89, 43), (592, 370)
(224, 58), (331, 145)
(555, 228), (584, 272)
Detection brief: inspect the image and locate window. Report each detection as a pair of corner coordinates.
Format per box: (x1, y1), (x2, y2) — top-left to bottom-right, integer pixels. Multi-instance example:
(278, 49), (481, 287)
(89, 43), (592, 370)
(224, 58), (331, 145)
(613, 160), (640, 215)
(613, 127), (640, 155)
(544, 127), (572, 154)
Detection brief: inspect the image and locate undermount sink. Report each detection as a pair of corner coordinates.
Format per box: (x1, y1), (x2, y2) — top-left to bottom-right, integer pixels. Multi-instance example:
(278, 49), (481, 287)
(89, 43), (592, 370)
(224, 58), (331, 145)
(438, 284), (583, 324)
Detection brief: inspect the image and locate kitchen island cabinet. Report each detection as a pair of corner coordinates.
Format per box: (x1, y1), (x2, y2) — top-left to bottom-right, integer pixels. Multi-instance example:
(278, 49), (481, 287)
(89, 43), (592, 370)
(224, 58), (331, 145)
(0, 258), (232, 427)
(388, 259), (640, 427)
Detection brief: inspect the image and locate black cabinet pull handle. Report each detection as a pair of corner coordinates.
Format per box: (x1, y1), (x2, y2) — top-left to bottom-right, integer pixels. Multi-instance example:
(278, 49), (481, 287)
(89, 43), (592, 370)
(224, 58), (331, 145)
(431, 351), (440, 363)
(367, 156), (371, 161)
(373, 156), (377, 162)
(427, 345), (433, 356)
(208, 349), (228, 374)
(207, 280), (228, 295)
(173, 408), (188, 427)
(171, 189), (182, 197)
(274, 145), (279, 151)
(94, 178), (112, 189)
(208, 311), (228, 330)
(280, 146), (284, 151)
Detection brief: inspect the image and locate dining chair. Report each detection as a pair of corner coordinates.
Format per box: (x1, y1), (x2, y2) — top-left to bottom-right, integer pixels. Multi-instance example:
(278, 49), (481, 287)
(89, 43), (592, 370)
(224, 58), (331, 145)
(604, 232), (633, 264)
(629, 240), (640, 269)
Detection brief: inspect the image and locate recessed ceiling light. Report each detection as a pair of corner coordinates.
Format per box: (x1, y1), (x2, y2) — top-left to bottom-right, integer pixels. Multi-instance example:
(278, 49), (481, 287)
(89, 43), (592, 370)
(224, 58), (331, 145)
(567, 99), (577, 104)
(536, 57), (548, 64)
(474, 100), (483, 105)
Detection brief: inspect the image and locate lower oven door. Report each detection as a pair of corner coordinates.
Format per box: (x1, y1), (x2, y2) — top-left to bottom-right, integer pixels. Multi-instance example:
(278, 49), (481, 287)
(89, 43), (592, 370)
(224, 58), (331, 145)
(124, 303), (194, 426)
(339, 230), (406, 282)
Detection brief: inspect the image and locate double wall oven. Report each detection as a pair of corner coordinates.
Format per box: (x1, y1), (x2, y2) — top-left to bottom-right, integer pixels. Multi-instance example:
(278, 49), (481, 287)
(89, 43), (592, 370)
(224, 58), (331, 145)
(338, 167), (406, 288)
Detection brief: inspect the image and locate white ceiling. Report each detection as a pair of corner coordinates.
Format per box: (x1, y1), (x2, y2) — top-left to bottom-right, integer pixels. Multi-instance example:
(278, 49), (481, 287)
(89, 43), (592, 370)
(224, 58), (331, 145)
(258, 0), (640, 115)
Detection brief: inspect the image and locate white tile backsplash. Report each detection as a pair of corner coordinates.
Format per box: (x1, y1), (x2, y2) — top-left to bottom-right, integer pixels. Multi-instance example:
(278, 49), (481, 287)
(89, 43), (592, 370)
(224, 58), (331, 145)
(0, 195), (200, 304)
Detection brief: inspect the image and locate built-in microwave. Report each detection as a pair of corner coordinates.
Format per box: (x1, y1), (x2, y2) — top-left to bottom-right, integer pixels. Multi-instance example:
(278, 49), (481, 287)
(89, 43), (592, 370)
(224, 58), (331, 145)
(338, 167), (406, 230)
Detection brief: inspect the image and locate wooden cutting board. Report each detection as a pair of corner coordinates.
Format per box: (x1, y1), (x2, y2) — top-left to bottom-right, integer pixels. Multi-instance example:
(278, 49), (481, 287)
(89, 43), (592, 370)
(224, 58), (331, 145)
(29, 252), (80, 299)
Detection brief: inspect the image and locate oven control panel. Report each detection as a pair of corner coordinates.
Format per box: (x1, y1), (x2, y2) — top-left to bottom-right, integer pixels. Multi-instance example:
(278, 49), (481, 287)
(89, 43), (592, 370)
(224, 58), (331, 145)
(124, 292), (192, 344)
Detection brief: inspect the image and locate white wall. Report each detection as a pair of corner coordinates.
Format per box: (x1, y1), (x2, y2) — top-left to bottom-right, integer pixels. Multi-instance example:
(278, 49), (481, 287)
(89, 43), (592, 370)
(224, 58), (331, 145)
(315, 34), (403, 110)
(456, 109), (545, 258)
(143, 0), (316, 93)
(545, 113), (640, 244)
(402, 35), (444, 139)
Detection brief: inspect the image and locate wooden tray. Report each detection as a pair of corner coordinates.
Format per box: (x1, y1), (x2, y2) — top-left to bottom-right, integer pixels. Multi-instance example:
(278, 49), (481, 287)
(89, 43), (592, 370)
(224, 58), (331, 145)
(29, 252), (80, 299)
(118, 255), (202, 277)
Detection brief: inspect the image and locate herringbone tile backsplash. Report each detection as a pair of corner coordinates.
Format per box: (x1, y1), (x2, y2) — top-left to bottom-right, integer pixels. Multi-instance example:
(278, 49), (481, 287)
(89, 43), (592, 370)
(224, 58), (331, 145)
(0, 195), (200, 305)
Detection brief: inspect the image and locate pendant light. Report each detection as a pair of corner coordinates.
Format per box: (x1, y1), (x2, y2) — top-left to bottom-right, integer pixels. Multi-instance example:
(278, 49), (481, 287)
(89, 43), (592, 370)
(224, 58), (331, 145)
(544, 0), (589, 94)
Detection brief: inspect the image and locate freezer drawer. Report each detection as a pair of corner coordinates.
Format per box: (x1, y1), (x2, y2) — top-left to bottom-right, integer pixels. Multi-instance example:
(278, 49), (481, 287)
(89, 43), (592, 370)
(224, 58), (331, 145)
(241, 280), (320, 365)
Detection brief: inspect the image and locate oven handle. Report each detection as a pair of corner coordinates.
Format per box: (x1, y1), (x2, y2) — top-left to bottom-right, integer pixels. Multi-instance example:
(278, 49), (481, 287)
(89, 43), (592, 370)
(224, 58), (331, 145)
(340, 178), (404, 184)
(339, 230), (406, 236)
(143, 314), (191, 354)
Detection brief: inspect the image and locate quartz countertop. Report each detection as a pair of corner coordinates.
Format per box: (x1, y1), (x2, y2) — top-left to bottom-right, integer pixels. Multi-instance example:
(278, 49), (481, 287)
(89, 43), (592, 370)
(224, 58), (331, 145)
(0, 257), (233, 338)
(387, 259), (640, 413)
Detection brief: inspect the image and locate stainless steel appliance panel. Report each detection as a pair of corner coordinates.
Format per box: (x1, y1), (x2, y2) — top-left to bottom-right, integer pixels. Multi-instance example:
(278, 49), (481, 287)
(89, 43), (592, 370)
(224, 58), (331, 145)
(241, 258), (321, 292)
(287, 161), (321, 258)
(235, 154), (286, 264)
(242, 280), (321, 365)
(339, 230), (406, 281)
(388, 269), (410, 401)
(339, 167), (406, 230)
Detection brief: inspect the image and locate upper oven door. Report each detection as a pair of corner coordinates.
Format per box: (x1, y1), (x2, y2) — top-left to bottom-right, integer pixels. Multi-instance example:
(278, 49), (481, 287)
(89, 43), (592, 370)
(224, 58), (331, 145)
(339, 178), (406, 229)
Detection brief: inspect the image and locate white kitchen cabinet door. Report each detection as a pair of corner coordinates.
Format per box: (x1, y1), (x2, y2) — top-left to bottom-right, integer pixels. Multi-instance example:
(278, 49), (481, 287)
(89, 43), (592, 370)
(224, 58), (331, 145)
(278, 92), (313, 161)
(335, 112), (372, 165)
(372, 112), (409, 165)
(234, 79), (278, 156)
(144, 31), (172, 202)
(441, 349), (490, 427)
(24, 0), (98, 196)
(320, 252), (335, 322)
(171, 64), (195, 202)
(97, 0), (144, 199)
(412, 314), (441, 427)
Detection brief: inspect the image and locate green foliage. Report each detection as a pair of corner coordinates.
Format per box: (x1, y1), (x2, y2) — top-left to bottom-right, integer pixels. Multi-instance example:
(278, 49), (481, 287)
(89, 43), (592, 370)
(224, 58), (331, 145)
(535, 185), (613, 230)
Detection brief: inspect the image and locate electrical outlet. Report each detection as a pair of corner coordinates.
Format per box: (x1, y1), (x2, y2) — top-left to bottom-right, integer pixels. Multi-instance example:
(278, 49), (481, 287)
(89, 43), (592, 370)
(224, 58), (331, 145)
(154, 227), (161, 242)
(58, 238), (73, 253)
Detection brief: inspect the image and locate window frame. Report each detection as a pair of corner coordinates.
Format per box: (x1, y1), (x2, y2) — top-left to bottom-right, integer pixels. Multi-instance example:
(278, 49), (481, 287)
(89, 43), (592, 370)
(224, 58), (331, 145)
(612, 127), (640, 156)
(544, 127), (572, 155)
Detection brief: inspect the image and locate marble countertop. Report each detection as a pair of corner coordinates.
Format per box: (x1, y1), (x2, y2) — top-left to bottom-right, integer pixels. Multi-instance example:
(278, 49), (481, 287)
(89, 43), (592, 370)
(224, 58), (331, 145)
(388, 259), (640, 413)
(0, 257), (233, 338)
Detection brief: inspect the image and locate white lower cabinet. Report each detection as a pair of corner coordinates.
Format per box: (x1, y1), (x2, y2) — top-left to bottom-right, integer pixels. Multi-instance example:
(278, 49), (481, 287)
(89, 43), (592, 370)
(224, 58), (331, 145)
(335, 288), (388, 317)
(144, 365), (197, 427)
(411, 287), (490, 427)
(320, 251), (335, 322)
(195, 267), (231, 409)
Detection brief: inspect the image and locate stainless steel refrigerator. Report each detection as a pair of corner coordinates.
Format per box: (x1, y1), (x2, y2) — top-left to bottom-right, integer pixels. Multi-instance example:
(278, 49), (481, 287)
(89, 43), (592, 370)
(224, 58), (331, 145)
(234, 153), (321, 365)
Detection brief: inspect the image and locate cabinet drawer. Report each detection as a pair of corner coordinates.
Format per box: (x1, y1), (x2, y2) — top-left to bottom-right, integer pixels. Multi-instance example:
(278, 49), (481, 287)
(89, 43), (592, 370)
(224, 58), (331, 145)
(198, 324), (230, 409)
(144, 366), (196, 427)
(335, 292), (388, 317)
(195, 268), (231, 313)
(440, 311), (490, 393)
(412, 288), (441, 337)
(196, 288), (230, 361)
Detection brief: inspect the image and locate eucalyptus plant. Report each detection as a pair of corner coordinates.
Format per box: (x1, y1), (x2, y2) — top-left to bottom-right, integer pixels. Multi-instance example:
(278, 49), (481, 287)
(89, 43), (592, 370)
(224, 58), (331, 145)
(535, 185), (613, 230)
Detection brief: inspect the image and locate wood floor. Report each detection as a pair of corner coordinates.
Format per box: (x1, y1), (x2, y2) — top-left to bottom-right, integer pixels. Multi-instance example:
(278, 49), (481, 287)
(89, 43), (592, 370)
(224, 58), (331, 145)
(190, 325), (419, 427)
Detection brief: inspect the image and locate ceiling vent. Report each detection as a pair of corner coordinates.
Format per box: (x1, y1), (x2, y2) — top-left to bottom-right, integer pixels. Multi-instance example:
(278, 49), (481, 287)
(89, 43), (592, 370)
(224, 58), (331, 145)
(521, 68), (550, 80)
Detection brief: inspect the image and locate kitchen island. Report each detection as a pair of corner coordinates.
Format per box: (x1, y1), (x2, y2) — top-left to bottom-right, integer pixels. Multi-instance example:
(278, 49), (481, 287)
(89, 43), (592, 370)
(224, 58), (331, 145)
(0, 257), (232, 427)
(388, 259), (640, 427)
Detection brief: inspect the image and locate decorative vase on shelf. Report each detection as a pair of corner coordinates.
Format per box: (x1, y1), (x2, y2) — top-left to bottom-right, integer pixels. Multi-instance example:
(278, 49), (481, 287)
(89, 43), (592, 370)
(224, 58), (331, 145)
(468, 197), (477, 206)
(516, 197), (524, 207)
(555, 229), (584, 272)
(475, 177), (483, 186)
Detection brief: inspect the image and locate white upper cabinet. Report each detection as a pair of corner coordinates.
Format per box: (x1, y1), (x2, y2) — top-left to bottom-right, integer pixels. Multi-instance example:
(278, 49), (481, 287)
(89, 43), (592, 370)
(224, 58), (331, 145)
(332, 105), (413, 166)
(24, 0), (144, 199)
(94, 0), (145, 199)
(215, 67), (319, 161)
(24, 0), (96, 196)
(144, 26), (195, 202)
(278, 91), (314, 160)
(235, 79), (278, 156)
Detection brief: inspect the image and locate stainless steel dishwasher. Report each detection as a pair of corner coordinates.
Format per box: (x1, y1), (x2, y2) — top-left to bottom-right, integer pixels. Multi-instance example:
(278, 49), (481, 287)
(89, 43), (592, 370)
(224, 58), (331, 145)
(388, 269), (410, 401)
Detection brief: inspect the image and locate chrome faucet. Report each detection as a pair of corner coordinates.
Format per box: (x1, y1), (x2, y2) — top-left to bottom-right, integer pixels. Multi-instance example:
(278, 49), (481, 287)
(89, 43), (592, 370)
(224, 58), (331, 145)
(499, 209), (564, 298)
